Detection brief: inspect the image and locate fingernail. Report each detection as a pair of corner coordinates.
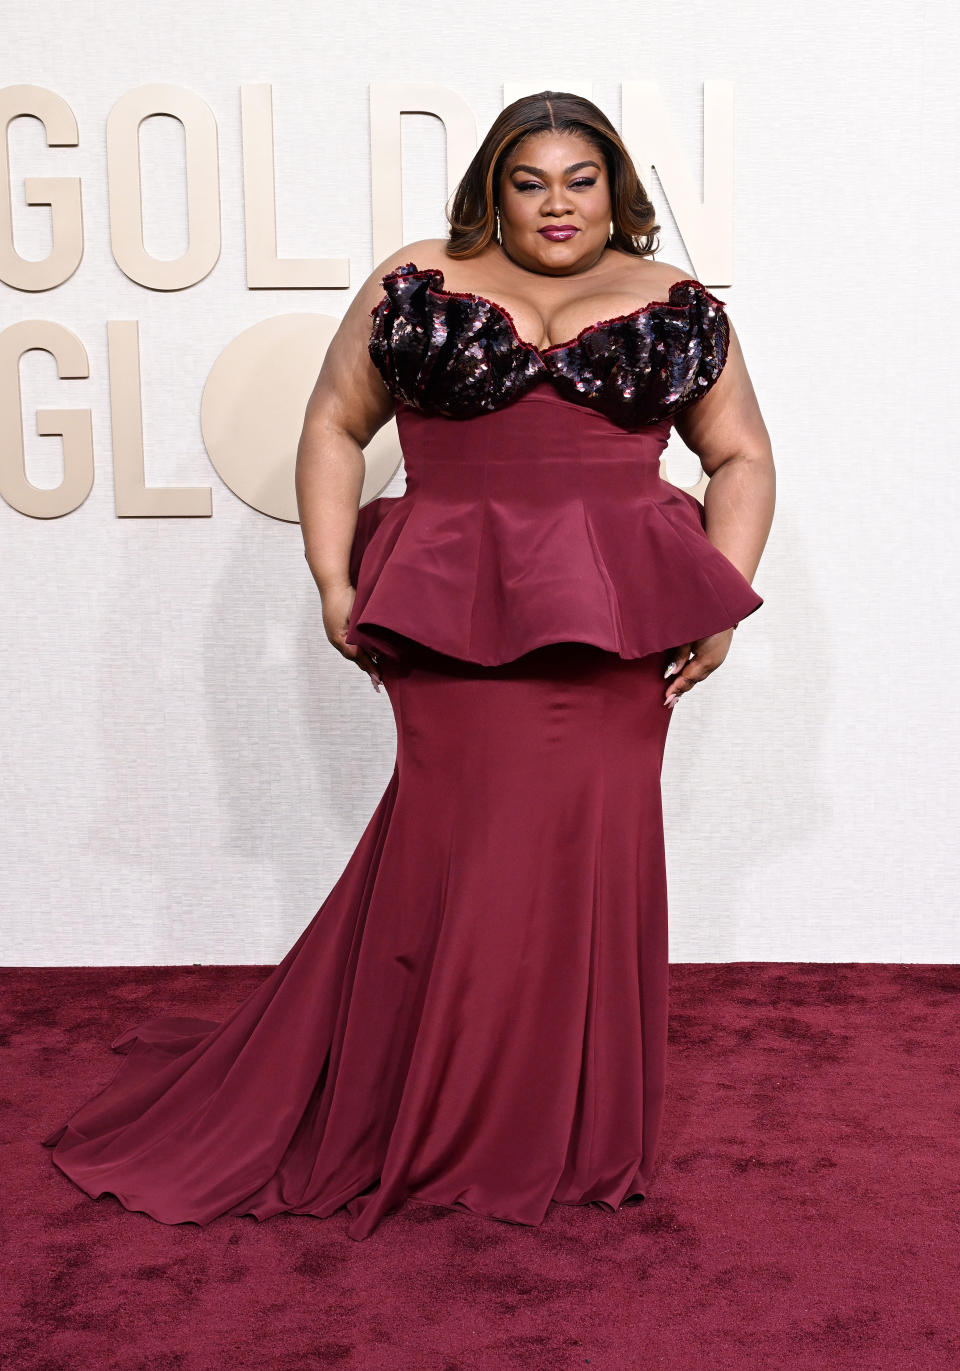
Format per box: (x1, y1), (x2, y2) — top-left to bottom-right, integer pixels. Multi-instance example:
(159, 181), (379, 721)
(370, 675), (381, 692)
(665, 695), (679, 708)
(664, 661), (677, 678)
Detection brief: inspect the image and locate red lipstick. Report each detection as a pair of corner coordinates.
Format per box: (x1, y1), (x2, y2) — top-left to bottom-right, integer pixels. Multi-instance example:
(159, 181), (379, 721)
(538, 227), (579, 241)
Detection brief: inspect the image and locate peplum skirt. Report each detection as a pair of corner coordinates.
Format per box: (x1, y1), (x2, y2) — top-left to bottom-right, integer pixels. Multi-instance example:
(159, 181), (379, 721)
(42, 636), (676, 1241)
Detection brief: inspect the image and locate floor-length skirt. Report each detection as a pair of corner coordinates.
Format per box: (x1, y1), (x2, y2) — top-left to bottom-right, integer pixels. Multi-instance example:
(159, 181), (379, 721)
(42, 638), (675, 1241)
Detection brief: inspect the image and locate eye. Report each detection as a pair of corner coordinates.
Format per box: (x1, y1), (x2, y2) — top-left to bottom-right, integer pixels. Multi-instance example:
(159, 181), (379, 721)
(513, 178), (598, 192)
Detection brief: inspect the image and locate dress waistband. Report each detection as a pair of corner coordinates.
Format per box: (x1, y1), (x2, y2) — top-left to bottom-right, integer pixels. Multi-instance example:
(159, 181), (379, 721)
(395, 388), (673, 496)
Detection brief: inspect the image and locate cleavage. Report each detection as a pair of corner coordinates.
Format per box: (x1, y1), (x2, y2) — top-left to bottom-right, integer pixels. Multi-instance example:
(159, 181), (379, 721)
(487, 290), (627, 353)
(445, 277), (648, 354)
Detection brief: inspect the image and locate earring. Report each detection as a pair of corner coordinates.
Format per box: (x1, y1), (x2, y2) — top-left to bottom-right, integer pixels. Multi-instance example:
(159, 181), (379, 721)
(608, 219), (615, 242)
(495, 209), (502, 244)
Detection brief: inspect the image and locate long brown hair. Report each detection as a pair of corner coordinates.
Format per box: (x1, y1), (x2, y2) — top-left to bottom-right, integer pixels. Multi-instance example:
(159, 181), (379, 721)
(446, 91), (660, 260)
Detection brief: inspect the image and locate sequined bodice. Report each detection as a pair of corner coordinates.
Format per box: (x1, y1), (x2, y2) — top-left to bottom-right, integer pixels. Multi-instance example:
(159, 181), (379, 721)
(368, 261), (730, 432)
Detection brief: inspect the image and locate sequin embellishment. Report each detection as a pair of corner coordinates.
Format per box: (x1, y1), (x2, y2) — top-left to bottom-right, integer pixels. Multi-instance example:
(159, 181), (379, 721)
(368, 262), (730, 430)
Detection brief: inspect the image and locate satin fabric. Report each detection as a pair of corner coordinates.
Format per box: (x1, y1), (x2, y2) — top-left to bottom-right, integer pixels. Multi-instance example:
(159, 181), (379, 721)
(43, 641), (674, 1240)
(42, 275), (762, 1241)
(345, 386), (763, 667)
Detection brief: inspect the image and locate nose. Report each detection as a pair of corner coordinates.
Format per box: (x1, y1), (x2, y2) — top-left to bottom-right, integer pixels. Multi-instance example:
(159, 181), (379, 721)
(541, 197), (574, 217)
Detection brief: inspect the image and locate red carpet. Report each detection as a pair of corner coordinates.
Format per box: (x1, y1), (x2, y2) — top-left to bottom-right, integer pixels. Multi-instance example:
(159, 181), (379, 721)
(5, 963), (959, 1369)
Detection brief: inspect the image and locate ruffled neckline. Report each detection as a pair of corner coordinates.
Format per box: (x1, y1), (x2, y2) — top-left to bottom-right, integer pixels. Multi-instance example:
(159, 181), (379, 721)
(372, 261), (723, 361)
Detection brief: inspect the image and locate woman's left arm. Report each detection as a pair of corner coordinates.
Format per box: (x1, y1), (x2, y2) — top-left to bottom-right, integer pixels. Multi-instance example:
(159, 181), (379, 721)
(673, 317), (776, 585)
(661, 317), (776, 707)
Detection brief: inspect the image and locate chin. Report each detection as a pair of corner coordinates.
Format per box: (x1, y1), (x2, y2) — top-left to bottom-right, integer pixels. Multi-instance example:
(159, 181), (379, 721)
(534, 235), (581, 248)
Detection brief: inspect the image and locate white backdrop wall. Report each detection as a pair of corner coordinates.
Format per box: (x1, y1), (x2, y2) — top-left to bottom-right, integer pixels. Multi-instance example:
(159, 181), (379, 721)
(3, 0), (957, 964)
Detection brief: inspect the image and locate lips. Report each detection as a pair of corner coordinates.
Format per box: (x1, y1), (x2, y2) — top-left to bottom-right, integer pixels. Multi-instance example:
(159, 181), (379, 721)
(538, 227), (579, 241)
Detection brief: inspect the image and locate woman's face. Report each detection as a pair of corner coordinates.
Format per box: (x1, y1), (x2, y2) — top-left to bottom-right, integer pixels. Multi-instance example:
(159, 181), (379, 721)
(497, 130), (613, 274)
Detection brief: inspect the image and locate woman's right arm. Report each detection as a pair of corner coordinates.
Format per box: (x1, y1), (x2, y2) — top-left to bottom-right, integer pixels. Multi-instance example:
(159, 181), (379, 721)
(295, 248), (422, 678)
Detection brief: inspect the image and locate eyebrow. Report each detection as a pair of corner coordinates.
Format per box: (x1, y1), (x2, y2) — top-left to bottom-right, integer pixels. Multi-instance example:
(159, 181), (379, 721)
(509, 161), (601, 176)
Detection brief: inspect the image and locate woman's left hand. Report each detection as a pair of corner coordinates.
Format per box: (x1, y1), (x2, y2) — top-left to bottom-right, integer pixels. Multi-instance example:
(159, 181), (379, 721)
(662, 628), (735, 708)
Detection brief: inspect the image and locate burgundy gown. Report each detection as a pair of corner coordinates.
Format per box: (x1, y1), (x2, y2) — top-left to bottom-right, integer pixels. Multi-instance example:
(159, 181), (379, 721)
(42, 262), (763, 1241)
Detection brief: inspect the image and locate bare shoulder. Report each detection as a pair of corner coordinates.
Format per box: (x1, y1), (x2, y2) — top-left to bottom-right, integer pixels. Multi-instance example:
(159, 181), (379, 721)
(369, 238), (447, 286)
(345, 238), (445, 317)
(600, 255), (699, 306)
(638, 258), (698, 292)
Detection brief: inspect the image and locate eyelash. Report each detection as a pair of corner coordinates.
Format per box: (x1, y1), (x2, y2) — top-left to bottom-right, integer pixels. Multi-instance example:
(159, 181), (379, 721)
(513, 178), (597, 192)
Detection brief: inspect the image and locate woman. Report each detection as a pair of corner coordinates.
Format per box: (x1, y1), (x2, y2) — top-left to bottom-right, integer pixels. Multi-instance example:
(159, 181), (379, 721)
(42, 92), (774, 1242)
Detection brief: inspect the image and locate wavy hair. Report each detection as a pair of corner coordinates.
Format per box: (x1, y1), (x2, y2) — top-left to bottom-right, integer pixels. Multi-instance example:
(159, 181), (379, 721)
(446, 91), (660, 260)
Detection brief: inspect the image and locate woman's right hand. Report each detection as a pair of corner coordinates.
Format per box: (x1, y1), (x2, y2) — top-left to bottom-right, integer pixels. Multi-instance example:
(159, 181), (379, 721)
(321, 583), (383, 690)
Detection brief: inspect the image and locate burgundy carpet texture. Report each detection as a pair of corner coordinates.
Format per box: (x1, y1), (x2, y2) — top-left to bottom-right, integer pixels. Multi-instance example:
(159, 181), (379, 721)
(4, 962), (959, 1370)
